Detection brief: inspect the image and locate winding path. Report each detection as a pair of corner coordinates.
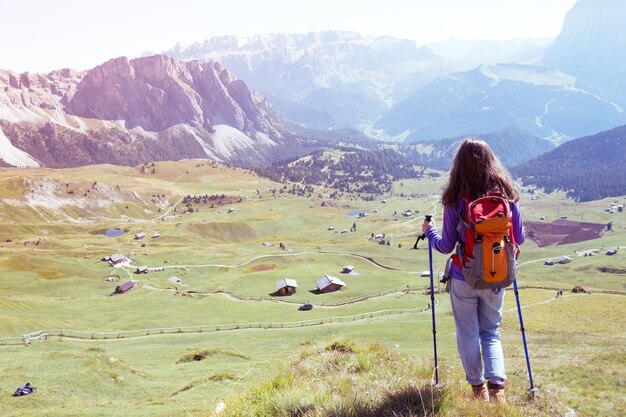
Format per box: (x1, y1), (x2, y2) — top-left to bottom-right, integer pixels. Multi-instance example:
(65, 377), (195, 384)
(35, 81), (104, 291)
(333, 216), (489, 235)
(142, 284), (426, 309)
(145, 250), (423, 275)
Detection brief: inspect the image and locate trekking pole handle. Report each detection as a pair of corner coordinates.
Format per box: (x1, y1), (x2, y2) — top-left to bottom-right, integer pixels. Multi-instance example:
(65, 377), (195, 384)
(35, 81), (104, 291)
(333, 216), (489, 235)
(413, 214), (433, 249)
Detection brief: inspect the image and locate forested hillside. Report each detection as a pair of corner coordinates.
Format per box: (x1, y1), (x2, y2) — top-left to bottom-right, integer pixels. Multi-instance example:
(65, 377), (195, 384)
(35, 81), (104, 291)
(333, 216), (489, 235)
(512, 125), (626, 201)
(257, 148), (428, 197)
(399, 127), (554, 169)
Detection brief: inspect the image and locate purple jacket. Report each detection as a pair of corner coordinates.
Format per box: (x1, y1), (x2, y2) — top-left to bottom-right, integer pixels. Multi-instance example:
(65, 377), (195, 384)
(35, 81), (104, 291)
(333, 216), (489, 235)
(426, 200), (525, 280)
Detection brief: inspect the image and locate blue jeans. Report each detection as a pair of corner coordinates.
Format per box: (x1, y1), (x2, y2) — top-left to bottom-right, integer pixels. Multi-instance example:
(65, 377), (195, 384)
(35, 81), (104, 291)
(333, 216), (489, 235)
(450, 278), (506, 386)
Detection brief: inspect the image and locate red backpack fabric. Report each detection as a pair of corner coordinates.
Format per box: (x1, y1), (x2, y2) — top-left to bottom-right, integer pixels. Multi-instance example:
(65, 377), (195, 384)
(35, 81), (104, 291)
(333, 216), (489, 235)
(452, 194), (519, 289)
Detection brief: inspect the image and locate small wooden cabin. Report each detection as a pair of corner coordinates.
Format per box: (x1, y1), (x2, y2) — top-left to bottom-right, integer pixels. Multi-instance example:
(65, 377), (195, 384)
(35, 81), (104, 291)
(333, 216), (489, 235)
(557, 255), (571, 264)
(275, 279), (298, 296)
(115, 281), (136, 294)
(315, 275), (346, 293)
(342, 265), (355, 274)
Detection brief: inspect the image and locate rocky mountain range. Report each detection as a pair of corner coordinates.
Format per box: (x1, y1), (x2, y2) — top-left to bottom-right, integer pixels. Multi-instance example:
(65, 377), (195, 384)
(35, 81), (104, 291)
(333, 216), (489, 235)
(163, 1), (626, 145)
(0, 55), (317, 168)
(2, 1), (625, 172)
(163, 31), (467, 132)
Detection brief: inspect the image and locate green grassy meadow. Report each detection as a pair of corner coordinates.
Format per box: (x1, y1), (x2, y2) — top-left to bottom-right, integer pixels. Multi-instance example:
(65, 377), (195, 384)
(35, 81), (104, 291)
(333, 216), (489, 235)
(0, 161), (624, 416)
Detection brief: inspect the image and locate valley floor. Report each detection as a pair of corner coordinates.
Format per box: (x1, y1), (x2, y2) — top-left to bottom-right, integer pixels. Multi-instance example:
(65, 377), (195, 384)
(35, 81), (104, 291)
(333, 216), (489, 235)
(0, 161), (624, 416)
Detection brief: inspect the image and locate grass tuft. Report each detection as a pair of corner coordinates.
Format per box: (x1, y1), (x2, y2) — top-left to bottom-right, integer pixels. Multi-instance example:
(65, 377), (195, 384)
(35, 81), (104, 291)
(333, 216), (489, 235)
(86, 347), (105, 352)
(327, 384), (448, 417)
(208, 372), (236, 382)
(221, 339), (568, 417)
(176, 347), (250, 364)
(171, 373), (238, 396)
(325, 338), (358, 353)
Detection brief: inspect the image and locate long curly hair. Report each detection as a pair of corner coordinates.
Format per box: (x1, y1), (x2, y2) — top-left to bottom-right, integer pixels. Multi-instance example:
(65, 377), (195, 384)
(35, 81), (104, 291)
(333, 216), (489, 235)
(441, 138), (519, 207)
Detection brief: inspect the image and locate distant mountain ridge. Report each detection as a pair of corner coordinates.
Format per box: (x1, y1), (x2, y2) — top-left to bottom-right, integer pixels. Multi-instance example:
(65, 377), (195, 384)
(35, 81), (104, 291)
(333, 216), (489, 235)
(162, 16), (626, 145)
(0, 55), (318, 168)
(512, 124), (626, 201)
(429, 37), (552, 65)
(163, 31), (467, 132)
(377, 63), (626, 143)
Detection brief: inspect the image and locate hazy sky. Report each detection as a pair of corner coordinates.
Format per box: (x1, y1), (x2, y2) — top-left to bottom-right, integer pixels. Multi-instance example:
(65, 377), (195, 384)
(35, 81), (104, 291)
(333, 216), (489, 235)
(0, 0), (578, 73)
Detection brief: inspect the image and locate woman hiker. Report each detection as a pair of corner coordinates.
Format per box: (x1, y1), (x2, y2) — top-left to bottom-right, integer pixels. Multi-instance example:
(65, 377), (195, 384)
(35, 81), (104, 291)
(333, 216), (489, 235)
(421, 138), (525, 404)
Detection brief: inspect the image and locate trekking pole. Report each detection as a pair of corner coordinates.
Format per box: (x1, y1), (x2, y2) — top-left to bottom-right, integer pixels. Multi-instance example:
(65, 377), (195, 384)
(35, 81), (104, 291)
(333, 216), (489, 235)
(512, 278), (538, 394)
(423, 214), (439, 385)
(414, 214), (439, 385)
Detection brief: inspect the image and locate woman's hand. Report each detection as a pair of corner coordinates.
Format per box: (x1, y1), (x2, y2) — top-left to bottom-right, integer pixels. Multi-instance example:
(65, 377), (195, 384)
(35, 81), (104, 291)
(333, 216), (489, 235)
(422, 218), (435, 235)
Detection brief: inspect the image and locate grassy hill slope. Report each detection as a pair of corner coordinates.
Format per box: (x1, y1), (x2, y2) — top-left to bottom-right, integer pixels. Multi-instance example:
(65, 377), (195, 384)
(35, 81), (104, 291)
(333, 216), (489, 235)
(0, 161), (624, 416)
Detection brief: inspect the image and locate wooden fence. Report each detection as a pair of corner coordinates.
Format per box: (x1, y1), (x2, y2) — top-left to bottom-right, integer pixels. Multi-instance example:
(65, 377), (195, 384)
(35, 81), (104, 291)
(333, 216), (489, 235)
(0, 307), (423, 347)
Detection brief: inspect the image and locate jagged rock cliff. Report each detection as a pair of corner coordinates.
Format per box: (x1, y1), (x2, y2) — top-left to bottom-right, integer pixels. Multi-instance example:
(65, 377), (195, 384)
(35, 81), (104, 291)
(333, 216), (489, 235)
(0, 55), (307, 168)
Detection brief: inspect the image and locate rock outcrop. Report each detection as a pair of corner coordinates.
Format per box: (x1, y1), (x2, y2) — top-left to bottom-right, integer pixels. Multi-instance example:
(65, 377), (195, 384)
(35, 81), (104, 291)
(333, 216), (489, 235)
(0, 55), (303, 168)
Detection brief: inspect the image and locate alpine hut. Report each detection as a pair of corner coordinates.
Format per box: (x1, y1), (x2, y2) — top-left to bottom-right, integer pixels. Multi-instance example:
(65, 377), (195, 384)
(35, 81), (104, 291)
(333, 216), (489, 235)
(557, 255), (571, 264)
(104, 253), (126, 266)
(342, 265), (355, 274)
(115, 281), (136, 294)
(275, 279), (298, 296)
(315, 275), (346, 293)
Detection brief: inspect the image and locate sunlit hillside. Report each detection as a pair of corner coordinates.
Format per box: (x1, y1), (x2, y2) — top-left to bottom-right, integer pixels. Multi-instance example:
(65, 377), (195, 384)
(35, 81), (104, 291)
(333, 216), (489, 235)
(0, 161), (623, 416)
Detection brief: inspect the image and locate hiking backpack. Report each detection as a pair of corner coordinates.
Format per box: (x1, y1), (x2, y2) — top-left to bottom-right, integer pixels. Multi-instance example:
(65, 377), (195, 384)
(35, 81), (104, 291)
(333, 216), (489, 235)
(450, 194), (519, 289)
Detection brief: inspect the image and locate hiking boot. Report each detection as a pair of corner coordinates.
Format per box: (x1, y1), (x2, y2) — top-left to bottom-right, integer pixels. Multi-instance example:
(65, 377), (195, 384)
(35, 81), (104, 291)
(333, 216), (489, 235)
(471, 383), (489, 402)
(487, 382), (507, 405)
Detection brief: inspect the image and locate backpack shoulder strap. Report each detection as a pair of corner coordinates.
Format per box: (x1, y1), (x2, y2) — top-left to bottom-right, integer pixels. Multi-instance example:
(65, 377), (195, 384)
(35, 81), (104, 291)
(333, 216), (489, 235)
(457, 198), (469, 230)
(452, 198), (471, 269)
